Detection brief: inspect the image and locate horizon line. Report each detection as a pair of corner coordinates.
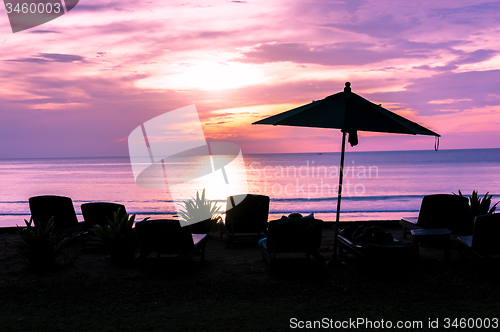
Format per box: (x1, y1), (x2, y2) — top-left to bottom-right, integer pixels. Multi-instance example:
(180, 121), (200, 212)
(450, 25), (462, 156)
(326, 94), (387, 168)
(1, 147), (500, 160)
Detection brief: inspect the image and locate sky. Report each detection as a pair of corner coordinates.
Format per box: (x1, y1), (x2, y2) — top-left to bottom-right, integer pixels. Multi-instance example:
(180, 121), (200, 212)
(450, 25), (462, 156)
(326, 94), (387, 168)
(1, 0), (500, 158)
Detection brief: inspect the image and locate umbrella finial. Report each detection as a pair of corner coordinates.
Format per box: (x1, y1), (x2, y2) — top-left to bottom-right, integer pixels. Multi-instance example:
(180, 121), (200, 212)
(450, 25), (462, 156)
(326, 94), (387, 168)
(344, 82), (351, 93)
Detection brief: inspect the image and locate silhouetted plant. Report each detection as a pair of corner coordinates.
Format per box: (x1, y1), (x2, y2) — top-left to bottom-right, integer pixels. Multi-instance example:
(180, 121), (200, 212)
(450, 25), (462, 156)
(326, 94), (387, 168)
(455, 190), (499, 216)
(178, 189), (222, 234)
(92, 210), (147, 263)
(17, 217), (72, 270)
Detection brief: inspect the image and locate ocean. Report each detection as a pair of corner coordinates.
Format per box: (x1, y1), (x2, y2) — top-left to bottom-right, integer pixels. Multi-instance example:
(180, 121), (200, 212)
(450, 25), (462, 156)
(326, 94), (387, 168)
(1, 148), (499, 227)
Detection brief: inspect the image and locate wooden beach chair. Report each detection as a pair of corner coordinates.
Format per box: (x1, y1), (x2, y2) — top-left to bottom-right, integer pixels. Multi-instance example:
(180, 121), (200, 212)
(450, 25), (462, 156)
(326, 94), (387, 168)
(399, 194), (470, 238)
(223, 194), (270, 247)
(28, 195), (80, 234)
(135, 219), (208, 262)
(260, 214), (324, 272)
(457, 213), (500, 258)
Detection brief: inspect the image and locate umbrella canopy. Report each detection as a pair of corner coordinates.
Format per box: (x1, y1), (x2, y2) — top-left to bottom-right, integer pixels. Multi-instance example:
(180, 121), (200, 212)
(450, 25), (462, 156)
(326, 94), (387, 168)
(254, 82), (439, 136)
(252, 82), (440, 263)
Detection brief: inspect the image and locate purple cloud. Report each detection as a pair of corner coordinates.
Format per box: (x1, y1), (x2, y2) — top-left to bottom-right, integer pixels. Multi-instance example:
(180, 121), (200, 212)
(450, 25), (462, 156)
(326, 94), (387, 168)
(5, 53), (86, 64)
(430, 1), (500, 24)
(9, 98), (73, 105)
(365, 69), (500, 115)
(29, 30), (60, 34)
(455, 49), (497, 65)
(324, 15), (421, 39)
(238, 41), (430, 66)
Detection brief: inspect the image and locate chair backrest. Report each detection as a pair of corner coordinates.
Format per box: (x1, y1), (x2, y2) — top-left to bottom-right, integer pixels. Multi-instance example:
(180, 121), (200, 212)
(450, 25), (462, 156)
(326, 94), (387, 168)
(471, 213), (500, 254)
(29, 195), (79, 232)
(416, 194), (470, 232)
(135, 219), (194, 253)
(225, 194), (270, 233)
(81, 202), (127, 230)
(266, 216), (323, 254)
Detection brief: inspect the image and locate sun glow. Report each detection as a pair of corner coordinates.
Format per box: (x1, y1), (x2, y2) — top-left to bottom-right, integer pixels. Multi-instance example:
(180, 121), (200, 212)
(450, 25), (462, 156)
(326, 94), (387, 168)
(169, 153), (249, 215)
(136, 62), (263, 91)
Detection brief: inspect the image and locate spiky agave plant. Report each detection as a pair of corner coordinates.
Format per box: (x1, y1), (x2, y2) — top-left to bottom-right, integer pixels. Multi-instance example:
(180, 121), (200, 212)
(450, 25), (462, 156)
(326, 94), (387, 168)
(92, 210), (148, 263)
(17, 217), (71, 270)
(177, 189), (222, 234)
(455, 190), (499, 216)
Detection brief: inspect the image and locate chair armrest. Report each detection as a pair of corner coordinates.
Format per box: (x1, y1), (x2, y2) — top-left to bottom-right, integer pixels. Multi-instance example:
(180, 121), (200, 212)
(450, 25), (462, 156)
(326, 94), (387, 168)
(400, 217), (418, 225)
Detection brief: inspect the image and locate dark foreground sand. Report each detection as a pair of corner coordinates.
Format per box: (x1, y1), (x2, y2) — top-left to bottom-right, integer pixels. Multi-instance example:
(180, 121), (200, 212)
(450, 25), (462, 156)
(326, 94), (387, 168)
(0, 223), (499, 331)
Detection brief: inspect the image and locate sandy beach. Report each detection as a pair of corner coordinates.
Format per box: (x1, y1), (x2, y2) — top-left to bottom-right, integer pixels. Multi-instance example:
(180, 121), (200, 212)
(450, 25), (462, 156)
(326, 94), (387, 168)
(1, 222), (499, 331)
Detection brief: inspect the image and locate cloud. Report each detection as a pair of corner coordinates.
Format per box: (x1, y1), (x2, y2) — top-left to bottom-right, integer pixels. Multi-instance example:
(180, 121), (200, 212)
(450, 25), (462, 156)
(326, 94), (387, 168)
(68, 1), (139, 12)
(29, 30), (60, 34)
(237, 41), (431, 66)
(455, 49), (497, 65)
(413, 49), (498, 72)
(205, 121), (231, 125)
(5, 53), (86, 64)
(236, 38), (490, 69)
(430, 1), (500, 24)
(0, 72), (192, 158)
(9, 98), (74, 105)
(365, 69), (500, 115)
(323, 15), (421, 39)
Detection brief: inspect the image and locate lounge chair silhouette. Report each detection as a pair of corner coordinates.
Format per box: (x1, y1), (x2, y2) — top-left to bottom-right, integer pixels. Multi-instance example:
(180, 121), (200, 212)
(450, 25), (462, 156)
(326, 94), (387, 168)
(81, 202), (127, 231)
(28, 195), (80, 234)
(74, 202), (127, 249)
(223, 194), (270, 247)
(457, 213), (500, 258)
(135, 219), (208, 262)
(260, 214), (324, 272)
(337, 225), (417, 260)
(400, 194), (470, 237)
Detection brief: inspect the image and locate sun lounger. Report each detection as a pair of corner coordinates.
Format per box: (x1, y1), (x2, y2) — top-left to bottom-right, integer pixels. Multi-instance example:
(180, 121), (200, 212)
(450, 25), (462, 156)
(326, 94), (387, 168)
(81, 202), (127, 231)
(28, 195), (80, 234)
(75, 202), (127, 249)
(400, 194), (470, 238)
(337, 234), (417, 260)
(456, 213), (500, 258)
(260, 214), (324, 272)
(338, 225), (417, 260)
(223, 194), (269, 247)
(135, 219), (208, 262)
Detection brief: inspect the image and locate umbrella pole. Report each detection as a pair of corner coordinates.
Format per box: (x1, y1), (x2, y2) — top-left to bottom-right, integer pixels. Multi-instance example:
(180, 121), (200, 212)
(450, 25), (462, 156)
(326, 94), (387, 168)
(331, 130), (346, 264)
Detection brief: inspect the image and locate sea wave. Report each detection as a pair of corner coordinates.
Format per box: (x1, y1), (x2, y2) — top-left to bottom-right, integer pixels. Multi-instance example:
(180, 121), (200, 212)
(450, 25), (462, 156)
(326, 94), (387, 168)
(2, 193), (498, 206)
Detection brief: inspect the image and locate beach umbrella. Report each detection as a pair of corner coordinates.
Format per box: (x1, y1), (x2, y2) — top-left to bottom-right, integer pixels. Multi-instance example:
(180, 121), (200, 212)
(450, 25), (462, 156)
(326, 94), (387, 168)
(252, 82), (440, 263)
